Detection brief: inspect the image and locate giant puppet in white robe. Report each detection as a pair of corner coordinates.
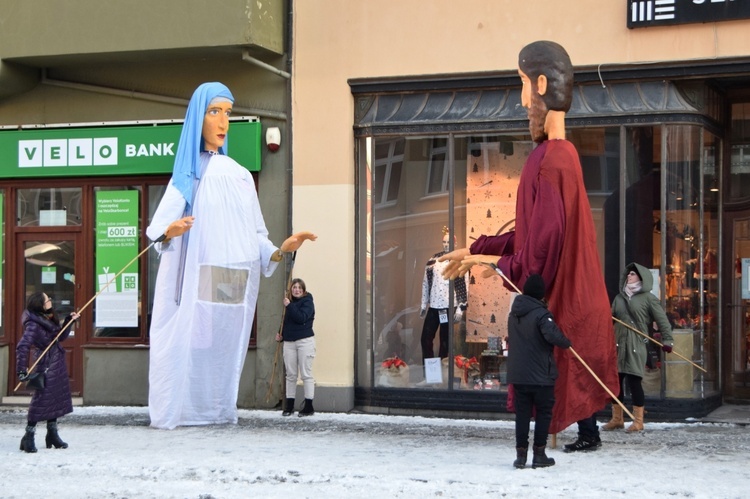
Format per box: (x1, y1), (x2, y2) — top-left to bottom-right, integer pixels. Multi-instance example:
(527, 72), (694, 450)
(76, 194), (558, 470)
(146, 82), (314, 430)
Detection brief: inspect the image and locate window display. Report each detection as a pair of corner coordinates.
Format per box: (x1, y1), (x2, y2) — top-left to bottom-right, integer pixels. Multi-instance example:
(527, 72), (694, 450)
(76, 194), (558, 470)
(361, 125), (720, 400)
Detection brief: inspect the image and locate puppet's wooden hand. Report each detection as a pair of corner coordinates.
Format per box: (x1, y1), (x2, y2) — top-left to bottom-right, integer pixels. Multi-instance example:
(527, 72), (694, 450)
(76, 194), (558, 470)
(437, 248), (470, 279)
(164, 216), (195, 240)
(459, 254), (500, 278)
(280, 231), (318, 253)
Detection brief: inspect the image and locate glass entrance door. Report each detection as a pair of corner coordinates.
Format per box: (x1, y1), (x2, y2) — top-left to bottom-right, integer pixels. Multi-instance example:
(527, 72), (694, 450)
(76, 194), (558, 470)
(729, 216), (750, 400)
(15, 234), (82, 395)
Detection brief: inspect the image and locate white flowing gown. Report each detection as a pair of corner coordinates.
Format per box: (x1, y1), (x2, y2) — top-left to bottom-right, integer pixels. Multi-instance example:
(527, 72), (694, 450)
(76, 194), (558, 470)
(146, 154), (279, 429)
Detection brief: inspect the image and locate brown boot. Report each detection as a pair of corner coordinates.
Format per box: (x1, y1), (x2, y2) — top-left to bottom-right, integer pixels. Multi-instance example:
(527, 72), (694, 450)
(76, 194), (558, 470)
(602, 405), (624, 431)
(626, 406), (645, 432)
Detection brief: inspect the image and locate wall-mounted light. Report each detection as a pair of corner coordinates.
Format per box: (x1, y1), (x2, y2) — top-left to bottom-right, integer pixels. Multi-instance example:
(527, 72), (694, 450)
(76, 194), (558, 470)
(709, 178), (719, 192)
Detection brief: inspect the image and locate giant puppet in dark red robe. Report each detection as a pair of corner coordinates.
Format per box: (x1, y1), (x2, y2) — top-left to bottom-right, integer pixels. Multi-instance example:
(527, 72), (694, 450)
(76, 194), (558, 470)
(440, 41), (618, 436)
(470, 139), (618, 434)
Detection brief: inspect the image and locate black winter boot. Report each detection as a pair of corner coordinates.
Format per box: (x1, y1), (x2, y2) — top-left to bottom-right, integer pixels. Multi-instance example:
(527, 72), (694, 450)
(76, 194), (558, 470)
(532, 445), (555, 468)
(563, 434), (601, 453)
(513, 447), (528, 469)
(20, 425), (37, 453)
(282, 398), (295, 417)
(46, 420), (68, 449)
(298, 398), (314, 417)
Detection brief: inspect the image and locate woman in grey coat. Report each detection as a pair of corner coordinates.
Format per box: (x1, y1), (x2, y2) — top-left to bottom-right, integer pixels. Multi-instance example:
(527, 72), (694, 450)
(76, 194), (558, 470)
(603, 262), (673, 432)
(16, 291), (79, 452)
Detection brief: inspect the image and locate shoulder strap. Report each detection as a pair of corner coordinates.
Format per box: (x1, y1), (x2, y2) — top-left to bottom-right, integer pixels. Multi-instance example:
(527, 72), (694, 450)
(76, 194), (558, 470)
(618, 294), (649, 335)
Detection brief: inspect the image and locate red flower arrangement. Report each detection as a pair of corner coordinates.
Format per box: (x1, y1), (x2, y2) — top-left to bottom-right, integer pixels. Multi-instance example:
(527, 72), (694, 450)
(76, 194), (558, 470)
(454, 355), (480, 383)
(381, 356), (408, 370)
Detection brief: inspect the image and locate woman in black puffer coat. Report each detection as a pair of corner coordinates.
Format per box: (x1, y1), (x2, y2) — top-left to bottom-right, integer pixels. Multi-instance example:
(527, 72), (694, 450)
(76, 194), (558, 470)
(16, 291), (79, 453)
(276, 278), (316, 417)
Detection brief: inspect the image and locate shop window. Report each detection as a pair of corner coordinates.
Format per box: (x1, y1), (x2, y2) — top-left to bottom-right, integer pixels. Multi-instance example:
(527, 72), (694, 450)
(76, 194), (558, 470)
(16, 188), (82, 226)
(729, 102), (750, 202)
(146, 184), (167, 339)
(360, 125), (719, 400)
(644, 125), (719, 396)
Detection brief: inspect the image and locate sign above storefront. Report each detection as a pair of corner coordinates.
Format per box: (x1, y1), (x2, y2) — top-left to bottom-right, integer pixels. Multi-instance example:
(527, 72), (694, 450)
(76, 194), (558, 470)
(0, 119), (261, 178)
(628, 0), (750, 28)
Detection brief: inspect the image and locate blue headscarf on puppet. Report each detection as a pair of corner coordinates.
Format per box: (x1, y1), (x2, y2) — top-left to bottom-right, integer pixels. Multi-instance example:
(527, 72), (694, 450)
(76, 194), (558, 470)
(171, 82), (235, 208)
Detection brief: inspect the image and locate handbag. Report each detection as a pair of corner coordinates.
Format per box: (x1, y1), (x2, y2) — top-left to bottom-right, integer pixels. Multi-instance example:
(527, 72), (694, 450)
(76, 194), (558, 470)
(25, 371), (46, 390)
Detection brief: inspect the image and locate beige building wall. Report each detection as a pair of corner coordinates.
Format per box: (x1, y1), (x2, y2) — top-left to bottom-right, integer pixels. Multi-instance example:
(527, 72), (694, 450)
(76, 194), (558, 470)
(291, 0), (750, 391)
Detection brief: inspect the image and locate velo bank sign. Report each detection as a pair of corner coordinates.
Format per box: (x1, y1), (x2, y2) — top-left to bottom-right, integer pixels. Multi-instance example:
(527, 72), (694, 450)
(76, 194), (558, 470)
(0, 120), (261, 179)
(628, 0), (750, 28)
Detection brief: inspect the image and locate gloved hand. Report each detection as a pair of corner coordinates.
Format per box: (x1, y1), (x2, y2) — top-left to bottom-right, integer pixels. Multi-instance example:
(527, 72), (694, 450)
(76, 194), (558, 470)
(662, 343), (673, 353)
(420, 308), (427, 318)
(653, 332), (662, 341)
(17, 370), (28, 382)
(164, 216), (195, 240)
(454, 308), (464, 323)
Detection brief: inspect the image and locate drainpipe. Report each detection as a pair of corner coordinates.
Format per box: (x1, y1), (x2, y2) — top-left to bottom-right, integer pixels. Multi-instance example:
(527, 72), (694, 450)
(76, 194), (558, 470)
(284, 0), (294, 246)
(241, 49), (291, 80)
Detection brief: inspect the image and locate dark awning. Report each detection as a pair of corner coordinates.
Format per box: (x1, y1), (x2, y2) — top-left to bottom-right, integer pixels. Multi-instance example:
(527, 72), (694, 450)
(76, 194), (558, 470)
(354, 81), (719, 137)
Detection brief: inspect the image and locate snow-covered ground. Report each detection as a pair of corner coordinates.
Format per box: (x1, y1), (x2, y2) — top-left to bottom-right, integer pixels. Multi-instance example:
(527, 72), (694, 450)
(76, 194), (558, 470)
(1, 406), (748, 498)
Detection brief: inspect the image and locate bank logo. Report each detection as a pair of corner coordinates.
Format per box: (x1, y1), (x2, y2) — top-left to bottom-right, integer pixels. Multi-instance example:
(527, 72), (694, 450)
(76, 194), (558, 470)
(19, 138), (118, 167)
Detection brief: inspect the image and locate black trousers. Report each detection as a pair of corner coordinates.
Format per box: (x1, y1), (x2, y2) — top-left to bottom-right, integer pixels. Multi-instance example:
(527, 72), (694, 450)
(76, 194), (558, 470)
(615, 372), (645, 407)
(576, 413), (600, 439)
(513, 384), (555, 448)
(420, 308), (449, 360)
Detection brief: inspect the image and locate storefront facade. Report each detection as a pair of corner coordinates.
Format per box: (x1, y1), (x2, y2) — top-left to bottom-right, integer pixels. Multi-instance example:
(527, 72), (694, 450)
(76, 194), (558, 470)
(291, 1), (750, 419)
(3, 1), (750, 421)
(0, 0), (292, 407)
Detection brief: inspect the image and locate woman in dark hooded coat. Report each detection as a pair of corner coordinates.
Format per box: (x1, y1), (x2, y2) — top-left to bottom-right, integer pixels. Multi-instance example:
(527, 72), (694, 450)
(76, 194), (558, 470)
(16, 291), (79, 452)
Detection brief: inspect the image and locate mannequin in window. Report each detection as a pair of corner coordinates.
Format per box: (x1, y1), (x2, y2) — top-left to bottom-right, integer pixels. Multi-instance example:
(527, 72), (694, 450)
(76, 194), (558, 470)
(420, 227), (468, 361)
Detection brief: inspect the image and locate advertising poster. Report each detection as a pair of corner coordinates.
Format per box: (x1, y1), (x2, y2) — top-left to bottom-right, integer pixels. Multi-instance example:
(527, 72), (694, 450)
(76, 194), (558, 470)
(95, 190), (139, 327)
(0, 193), (2, 326)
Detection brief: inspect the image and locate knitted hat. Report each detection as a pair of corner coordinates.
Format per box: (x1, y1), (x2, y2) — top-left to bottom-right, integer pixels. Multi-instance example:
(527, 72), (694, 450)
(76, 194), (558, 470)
(523, 274), (545, 300)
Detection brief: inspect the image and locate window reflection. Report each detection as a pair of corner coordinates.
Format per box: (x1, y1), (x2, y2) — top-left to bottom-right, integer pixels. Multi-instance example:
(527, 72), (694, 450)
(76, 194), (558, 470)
(729, 102), (750, 201)
(17, 188), (82, 226)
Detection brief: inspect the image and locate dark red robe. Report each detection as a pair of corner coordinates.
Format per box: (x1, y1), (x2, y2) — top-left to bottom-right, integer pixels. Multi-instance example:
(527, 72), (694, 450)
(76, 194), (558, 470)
(471, 139), (618, 433)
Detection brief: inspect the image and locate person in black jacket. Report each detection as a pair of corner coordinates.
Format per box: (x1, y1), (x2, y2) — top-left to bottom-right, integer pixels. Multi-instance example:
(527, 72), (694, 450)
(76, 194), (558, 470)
(507, 274), (571, 469)
(277, 278), (316, 417)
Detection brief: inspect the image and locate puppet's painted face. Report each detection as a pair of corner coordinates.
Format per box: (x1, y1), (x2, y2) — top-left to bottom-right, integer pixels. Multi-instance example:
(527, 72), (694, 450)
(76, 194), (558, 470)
(202, 101), (232, 152)
(518, 69), (548, 143)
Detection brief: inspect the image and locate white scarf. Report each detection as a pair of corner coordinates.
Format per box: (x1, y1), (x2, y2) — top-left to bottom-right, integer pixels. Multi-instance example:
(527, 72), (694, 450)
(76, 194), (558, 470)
(623, 281), (642, 298)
